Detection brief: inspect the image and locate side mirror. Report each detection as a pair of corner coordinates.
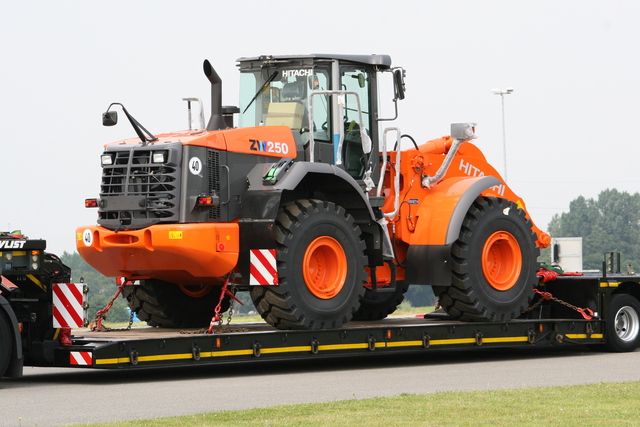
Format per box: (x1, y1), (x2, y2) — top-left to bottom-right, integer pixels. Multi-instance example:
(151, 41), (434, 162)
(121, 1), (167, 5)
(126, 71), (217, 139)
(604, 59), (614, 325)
(393, 69), (405, 100)
(102, 111), (118, 126)
(357, 73), (366, 88)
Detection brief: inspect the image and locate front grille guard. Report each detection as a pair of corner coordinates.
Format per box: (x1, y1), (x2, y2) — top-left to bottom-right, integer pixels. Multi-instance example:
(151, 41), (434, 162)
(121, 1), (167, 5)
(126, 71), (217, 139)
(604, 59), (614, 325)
(98, 147), (180, 230)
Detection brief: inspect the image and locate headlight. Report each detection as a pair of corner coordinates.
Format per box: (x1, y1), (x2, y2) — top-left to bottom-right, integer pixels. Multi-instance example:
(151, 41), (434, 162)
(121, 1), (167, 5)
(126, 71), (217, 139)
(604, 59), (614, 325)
(152, 151), (167, 163)
(31, 262), (38, 270)
(101, 153), (115, 165)
(5, 253), (12, 262)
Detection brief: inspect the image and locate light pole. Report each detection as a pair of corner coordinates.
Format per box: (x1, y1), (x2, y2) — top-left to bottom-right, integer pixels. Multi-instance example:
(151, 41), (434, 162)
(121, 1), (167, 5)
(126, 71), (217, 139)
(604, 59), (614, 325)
(492, 87), (513, 182)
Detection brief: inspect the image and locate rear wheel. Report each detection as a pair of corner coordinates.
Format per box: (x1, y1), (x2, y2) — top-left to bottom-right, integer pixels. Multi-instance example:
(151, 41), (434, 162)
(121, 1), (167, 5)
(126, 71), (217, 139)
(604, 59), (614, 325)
(438, 197), (539, 322)
(125, 279), (227, 328)
(603, 294), (640, 352)
(250, 199), (367, 330)
(353, 280), (409, 321)
(0, 311), (12, 377)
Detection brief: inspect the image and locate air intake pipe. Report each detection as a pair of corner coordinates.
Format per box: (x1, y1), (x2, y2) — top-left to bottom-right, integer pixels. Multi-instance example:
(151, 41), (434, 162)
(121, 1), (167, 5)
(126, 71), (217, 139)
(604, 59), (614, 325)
(203, 60), (227, 131)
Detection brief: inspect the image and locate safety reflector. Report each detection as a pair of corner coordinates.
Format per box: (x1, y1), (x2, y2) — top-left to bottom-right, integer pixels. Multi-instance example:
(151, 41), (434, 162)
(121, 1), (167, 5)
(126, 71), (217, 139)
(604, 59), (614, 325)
(69, 351), (92, 366)
(249, 249), (278, 285)
(53, 283), (85, 328)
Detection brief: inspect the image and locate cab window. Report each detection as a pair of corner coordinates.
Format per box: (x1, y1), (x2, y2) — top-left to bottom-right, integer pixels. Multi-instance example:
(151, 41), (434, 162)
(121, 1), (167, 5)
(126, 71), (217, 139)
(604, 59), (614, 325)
(238, 68), (330, 139)
(340, 67), (371, 178)
(341, 68), (371, 137)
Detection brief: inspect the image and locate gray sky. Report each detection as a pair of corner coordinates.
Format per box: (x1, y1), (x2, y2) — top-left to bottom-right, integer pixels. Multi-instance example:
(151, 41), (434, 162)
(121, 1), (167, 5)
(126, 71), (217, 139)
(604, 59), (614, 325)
(1, 1), (639, 256)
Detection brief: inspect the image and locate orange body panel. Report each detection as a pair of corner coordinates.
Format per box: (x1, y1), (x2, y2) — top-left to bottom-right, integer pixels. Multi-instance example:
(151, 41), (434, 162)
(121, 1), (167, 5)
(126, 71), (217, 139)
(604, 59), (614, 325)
(371, 136), (549, 288)
(104, 126), (297, 159)
(76, 223), (239, 285)
(382, 136), (550, 249)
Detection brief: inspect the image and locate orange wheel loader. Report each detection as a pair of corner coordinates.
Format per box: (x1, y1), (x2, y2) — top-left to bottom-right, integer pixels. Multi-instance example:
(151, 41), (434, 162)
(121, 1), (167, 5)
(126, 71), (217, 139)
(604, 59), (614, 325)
(77, 54), (550, 330)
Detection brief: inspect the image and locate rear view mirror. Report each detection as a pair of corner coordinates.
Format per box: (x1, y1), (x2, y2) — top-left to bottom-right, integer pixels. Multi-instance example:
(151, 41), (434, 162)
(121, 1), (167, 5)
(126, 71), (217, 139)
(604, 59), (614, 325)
(102, 111), (118, 126)
(393, 69), (405, 100)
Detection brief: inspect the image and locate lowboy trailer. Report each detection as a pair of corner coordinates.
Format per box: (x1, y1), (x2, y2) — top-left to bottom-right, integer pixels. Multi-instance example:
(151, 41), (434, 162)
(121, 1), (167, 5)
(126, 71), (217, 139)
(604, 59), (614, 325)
(2, 234), (639, 377)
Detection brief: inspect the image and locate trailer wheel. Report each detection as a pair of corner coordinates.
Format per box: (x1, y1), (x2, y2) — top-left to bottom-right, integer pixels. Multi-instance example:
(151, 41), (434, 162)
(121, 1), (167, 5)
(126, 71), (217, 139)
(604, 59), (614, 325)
(250, 199), (367, 330)
(603, 294), (640, 352)
(125, 280), (228, 328)
(440, 197), (539, 322)
(352, 280), (409, 320)
(0, 311), (12, 377)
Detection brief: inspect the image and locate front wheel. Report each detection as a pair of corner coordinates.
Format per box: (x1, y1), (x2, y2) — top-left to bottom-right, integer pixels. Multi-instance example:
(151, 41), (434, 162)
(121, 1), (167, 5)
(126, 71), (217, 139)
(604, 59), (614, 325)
(603, 294), (640, 352)
(250, 199), (367, 330)
(438, 197), (540, 322)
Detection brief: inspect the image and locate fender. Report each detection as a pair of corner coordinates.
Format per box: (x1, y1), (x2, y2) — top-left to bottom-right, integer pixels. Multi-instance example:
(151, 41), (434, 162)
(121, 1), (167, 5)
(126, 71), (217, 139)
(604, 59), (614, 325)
(0, 294), (24, 377)
(238, 161), (379, 285)
(409, 175), (501, 246)
(241, 161), (376, 220)
(404, 175), (501, 286)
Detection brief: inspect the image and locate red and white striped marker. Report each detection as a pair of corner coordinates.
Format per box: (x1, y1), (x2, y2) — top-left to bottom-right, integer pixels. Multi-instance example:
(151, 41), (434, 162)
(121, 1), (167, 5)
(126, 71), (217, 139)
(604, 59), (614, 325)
(52, 283), (84, 328)
(249, 249), (278, 285)
(69, 351), (92, 366)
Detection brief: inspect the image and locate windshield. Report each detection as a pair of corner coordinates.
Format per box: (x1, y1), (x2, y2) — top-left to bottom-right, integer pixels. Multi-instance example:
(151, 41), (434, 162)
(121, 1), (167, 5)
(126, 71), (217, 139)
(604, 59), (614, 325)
(239, 67), (330, 139)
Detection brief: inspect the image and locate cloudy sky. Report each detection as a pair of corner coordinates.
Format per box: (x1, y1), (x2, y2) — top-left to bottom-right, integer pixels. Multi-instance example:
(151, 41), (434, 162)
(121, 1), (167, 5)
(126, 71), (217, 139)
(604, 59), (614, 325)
(1, 1), (638, 256)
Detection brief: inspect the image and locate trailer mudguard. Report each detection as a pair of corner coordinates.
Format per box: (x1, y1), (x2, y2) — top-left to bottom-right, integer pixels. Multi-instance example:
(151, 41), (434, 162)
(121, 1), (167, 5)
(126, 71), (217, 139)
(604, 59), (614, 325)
(404, 175), (501, 286)
(0, 294), (24, 377)
(238, 161), (379, 285)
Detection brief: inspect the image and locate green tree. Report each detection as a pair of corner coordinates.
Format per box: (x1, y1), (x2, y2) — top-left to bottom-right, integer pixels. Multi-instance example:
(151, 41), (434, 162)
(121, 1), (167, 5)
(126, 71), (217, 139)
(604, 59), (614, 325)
(547, 189), (640, 271)
(405, 285), (436, 307)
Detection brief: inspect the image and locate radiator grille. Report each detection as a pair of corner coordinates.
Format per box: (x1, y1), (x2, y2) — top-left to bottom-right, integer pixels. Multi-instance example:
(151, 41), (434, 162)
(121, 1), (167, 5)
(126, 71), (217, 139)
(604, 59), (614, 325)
(98, 147), (180, 229)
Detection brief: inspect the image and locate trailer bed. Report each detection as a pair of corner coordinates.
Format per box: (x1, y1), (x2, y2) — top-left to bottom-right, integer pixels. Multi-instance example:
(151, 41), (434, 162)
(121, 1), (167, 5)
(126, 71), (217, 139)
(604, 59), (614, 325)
(56, 314), (604, 370)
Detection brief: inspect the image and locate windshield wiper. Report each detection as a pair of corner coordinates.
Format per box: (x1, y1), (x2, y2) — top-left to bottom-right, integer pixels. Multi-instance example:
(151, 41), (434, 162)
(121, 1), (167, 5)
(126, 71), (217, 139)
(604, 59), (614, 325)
(242, 71), (278, 114)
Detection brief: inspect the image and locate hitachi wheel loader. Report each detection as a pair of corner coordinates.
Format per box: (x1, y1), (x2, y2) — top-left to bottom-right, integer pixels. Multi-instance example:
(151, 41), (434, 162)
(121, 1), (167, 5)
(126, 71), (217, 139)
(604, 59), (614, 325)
(77, 54), (550, 330)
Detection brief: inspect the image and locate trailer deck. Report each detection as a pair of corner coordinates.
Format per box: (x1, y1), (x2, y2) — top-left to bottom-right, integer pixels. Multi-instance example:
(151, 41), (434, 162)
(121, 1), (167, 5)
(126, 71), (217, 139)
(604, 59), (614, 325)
(57, 313), (604, 370)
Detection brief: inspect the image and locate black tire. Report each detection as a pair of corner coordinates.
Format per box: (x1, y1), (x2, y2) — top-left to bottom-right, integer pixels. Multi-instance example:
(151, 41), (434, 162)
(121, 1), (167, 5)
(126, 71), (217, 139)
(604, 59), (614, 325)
(250, 199), (367, 330)
(0, 311), (12, 377)
(439, 197), (540, 322)
(124, 279), (227, 328)
(352, 280), (409, 320)
(603, 294), (640, 352)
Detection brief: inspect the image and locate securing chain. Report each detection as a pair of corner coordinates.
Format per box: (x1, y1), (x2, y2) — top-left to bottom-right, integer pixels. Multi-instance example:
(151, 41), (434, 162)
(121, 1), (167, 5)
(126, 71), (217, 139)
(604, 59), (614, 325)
(523, 288), (596, 320)
(207, 274), (244, 334)
(226, 281), (238, 326)
(90, 277), (132, 332)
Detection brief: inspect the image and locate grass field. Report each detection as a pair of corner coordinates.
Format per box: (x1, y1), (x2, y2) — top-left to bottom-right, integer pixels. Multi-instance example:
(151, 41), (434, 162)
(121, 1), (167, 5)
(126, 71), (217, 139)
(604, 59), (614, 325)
(69, 381), (640, 426)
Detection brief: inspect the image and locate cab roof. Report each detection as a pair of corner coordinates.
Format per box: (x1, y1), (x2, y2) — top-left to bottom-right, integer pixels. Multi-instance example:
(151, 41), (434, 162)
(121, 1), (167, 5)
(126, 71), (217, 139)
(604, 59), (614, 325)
(236, 54), (392, 69)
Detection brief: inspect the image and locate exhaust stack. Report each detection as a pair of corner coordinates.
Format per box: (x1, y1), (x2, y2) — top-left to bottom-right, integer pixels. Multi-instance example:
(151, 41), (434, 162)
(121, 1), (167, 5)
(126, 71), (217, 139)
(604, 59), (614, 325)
(203, 60), (227, 131)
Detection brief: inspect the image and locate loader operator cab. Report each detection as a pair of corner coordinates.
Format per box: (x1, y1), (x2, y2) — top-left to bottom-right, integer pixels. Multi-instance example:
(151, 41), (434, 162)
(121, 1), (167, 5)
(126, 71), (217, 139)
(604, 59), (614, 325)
(237, 54), (397, 182)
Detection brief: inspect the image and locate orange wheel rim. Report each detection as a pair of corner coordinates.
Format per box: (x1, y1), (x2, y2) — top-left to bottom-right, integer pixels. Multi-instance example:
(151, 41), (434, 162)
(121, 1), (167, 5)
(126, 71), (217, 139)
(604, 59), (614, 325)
(178, 284), (213, 298)
(303, 236), (347, 299)
(481, 231), (522, 291)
